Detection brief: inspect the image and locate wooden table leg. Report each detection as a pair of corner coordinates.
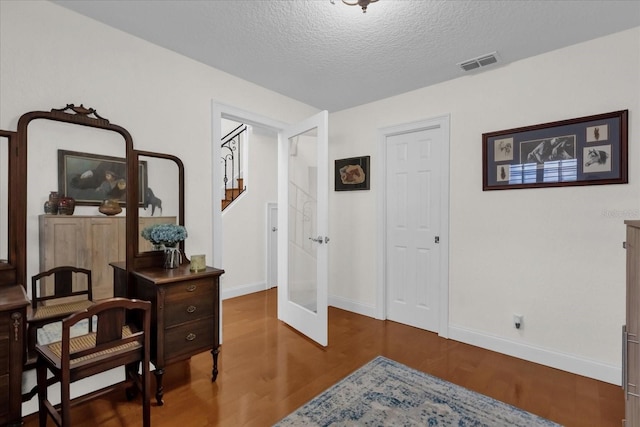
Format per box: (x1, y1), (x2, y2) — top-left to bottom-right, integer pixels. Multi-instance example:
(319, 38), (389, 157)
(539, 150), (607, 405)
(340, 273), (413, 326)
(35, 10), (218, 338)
(153, 368), (164, 405)
(211, 347), (220, 381)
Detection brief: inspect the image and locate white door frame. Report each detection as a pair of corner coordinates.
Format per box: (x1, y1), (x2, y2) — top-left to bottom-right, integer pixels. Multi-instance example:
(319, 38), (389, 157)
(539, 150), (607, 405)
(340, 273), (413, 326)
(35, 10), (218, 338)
(211, 102), (286, 344)
(211, 102), (287, 271)
(266, 202), (278, 288)
(376, 115), (451, 338)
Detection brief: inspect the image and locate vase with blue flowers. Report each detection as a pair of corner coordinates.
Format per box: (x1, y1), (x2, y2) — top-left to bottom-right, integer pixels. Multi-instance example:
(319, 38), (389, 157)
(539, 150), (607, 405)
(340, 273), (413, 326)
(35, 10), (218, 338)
(141, 223), (188, 269)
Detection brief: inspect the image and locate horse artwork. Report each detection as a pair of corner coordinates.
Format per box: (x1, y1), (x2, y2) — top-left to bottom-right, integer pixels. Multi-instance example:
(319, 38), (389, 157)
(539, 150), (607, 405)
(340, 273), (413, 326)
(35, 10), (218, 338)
(499, 140), (511, 156)
(584, 146), (611, 173)
(493, 137), (514, 162)
(585, 148), (608, 166)
(483, 110), (627, 190)
(144, 187), (163, 215)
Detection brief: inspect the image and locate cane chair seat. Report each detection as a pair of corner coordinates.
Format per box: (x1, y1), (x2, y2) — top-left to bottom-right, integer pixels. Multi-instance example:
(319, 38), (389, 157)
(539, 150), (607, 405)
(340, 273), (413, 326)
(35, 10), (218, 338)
(30, 300), (94, 321)
(39, 325), (134, 365)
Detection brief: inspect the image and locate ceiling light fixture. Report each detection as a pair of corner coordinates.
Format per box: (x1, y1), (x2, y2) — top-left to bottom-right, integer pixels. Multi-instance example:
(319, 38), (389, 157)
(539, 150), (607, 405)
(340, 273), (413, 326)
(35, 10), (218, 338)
(331, 0), (379, 13)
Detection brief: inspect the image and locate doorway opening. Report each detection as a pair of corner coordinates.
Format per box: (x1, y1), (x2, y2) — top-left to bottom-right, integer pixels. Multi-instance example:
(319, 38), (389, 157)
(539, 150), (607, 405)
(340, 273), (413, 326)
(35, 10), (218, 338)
(212, 103), (285, 302)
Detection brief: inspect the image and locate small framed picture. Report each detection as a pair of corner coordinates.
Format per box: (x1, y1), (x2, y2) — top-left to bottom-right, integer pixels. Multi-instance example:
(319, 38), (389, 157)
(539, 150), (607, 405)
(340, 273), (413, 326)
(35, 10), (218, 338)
(335, 156), (370, 191)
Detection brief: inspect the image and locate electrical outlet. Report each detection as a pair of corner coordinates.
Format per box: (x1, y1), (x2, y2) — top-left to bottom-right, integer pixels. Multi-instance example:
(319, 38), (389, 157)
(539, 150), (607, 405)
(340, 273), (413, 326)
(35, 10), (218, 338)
(513, 314), (523, 329)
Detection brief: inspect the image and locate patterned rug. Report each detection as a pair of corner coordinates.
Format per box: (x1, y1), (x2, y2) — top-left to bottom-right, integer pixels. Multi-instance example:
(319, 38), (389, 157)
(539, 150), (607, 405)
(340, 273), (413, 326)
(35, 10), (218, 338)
(37, 317), (96, 344)
(274, 356), (561, 426)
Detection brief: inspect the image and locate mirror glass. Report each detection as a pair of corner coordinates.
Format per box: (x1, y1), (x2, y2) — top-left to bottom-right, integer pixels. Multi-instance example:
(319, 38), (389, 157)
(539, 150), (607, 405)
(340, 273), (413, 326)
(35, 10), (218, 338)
(136, 153), (181, 254)
(0, 134), (8, 264)
(26, 119), (127, 300)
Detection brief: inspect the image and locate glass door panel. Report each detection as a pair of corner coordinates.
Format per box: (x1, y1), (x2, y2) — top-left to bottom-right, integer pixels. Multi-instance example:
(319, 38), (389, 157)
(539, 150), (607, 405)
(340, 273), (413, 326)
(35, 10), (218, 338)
(288, 129), (318, 313)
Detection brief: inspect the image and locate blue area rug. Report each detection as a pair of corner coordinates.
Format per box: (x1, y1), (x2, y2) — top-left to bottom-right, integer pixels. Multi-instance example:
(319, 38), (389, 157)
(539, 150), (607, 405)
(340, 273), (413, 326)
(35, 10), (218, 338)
(274, 356), (561, 426)
(37, 317), (96, 344)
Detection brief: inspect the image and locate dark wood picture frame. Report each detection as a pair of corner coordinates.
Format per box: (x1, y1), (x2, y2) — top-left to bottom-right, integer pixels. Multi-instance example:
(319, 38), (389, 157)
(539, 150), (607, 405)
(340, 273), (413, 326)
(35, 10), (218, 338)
(482, 110), (628, 191)
(335, 155), (370, 191)
(58, 149), (147, 206)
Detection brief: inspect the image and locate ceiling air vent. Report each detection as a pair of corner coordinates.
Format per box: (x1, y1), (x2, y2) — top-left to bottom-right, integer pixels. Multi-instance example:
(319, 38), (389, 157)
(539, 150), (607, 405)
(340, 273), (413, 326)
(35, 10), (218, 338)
(458, 51), (499, 72)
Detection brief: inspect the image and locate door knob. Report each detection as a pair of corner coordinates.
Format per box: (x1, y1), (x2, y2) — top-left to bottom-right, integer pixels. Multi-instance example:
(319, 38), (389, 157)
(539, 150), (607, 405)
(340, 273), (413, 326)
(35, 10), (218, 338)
(308, 236), (330, 244)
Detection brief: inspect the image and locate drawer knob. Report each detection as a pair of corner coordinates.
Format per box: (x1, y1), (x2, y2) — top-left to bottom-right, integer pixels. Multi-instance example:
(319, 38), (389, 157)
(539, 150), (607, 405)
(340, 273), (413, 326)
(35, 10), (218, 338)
(186, 333), (196, 341)
(186, 284), (197, 292)
(187, 305), (197, 313)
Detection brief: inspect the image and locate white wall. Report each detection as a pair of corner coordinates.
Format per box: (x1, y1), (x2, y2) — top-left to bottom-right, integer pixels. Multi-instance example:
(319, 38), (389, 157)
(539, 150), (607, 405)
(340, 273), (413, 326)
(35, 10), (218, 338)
(1, 0), (638, 401)
(0, 0), (316, 283)
(328, 27), (640, 384)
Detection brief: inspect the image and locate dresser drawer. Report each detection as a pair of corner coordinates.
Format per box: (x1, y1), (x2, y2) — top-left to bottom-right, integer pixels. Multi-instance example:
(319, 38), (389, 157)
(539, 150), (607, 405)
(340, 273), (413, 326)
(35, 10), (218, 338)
(164, 278), (213, 299)
(163, 317), (214, 361)
(163, 280), (215, 327)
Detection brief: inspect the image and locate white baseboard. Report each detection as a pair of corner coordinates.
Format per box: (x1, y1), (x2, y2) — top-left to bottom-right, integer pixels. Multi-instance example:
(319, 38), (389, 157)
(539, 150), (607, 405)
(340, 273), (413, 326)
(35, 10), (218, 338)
(329, 295), (378, 318)
(448, 323), (621, 385)
(218, 286), (620, 385)
(328, 301), (620, 385)
(222, 281), (269, 300)
(221, 285), (379, 318)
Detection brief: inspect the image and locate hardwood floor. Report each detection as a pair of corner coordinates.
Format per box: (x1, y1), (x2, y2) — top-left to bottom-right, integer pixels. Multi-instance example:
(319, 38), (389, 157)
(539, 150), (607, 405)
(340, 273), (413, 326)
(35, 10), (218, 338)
(23, 288), (624, 426)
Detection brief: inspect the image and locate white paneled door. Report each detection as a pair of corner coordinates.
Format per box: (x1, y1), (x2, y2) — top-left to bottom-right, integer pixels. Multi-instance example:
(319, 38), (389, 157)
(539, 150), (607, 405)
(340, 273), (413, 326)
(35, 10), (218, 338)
(385, 126), (443, 332)
(277, 111), (329, 346)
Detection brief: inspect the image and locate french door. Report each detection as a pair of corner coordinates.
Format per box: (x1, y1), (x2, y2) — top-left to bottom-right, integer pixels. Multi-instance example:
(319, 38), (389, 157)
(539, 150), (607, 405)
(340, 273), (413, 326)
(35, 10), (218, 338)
(277, 111), (329, 346)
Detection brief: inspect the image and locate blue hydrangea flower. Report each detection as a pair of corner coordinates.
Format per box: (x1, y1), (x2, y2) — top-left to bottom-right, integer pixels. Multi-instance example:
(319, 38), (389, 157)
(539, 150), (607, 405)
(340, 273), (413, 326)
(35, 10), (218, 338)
(141, 223), (188, 246)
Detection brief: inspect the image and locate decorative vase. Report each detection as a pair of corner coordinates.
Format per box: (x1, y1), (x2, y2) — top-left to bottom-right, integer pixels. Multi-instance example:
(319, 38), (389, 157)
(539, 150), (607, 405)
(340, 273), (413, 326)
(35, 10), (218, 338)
(57, 196), (75, 215)
(98, 199), (122, 216)
(43, 200), (57, 215)
(163, 245), (181, 269)
(45, 191), (59, 214)
(48, 191), (59, 205)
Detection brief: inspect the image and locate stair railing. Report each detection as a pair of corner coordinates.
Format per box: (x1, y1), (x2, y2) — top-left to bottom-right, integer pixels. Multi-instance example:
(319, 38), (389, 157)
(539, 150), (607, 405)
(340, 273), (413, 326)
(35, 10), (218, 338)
(221, 124), (247, 210)
(288, 180), (317, 258)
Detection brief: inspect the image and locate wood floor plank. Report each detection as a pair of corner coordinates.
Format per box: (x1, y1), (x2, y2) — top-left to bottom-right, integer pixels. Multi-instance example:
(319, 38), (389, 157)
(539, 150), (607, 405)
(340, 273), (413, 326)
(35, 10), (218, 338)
(22, 288), (624, 426)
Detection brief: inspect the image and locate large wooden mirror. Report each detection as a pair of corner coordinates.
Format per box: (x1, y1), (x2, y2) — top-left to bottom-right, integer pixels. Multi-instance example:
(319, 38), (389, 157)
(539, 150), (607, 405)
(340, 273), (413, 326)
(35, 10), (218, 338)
(0, 130), (17, 286)
(12, 104), (186, 297)
(15, 105), (134, 296)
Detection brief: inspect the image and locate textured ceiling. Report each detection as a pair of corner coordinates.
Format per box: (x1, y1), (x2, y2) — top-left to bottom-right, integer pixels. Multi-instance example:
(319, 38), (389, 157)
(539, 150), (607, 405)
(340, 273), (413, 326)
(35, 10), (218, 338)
(52, 0), (640, 112)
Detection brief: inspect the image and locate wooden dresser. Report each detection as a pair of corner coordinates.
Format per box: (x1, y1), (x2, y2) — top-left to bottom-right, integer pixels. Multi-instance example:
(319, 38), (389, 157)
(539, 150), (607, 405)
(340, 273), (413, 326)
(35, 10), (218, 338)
(112, 263), (224, 405)
(0, 285), (29, 427)
(625, 220), (640, 426)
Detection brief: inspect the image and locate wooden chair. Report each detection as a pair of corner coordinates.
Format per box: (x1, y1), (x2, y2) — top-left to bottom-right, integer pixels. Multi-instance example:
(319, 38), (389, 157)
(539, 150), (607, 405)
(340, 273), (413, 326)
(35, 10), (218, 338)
(35, 297), (151, 427)
(26, 266), (95, 363)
